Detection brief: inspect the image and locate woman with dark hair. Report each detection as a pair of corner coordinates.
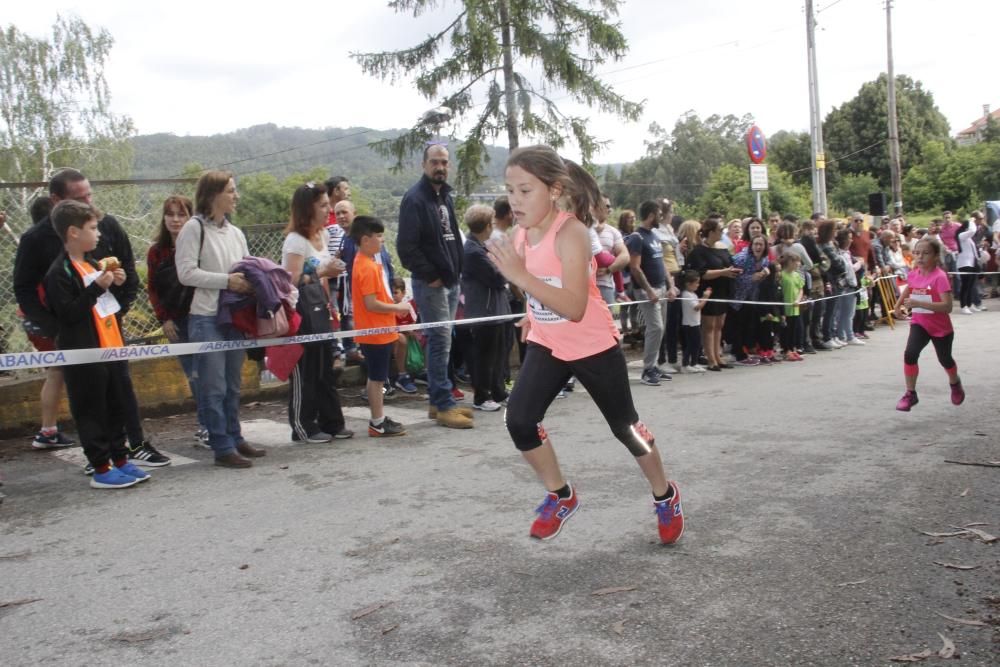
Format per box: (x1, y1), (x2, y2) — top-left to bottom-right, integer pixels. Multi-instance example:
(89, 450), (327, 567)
(176, 170), (265, 468)
(617, 210), (639, 339)
(147, 195), (207, 445)
(834, 228), (864, 346)
(729, 235), (771, 365)
(955, 217), (979, 314)
(816, 220), (848, 349)
(684, 218), (741, 371)
(281, 183), (351, 443)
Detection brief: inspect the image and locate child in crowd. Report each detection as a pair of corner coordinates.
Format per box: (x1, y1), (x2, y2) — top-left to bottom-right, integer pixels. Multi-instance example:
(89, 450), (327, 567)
(779, 253), (805, 361)
(43, 200), (151, 489)
(679, 270), (708, 373)
(350, 216), (410, 436)
(893, 236), (964, 411)
(488, 145), (683, 545)
(390, 277), (420, 394)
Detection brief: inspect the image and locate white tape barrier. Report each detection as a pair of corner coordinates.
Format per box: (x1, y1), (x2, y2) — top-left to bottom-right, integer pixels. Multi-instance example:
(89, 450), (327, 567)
(0, 275), (912, 372)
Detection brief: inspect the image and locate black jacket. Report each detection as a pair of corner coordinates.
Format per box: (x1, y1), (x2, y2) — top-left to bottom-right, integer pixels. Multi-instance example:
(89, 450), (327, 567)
(42, 253), (111, 351)
(397, 175), (463, 286)
(13, 213), (138, 337)
(461, 237), (511, 319)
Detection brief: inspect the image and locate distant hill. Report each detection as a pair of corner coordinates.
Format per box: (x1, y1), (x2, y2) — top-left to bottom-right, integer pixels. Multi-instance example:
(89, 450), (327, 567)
(131, 124), (510, 195)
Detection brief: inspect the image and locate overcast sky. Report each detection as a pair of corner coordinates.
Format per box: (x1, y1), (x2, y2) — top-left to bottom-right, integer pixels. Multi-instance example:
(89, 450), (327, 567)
(6, 0), (998, 171)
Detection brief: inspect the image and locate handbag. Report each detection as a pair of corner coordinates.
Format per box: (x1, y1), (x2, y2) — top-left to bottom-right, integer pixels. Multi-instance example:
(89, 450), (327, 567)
(296, 280), (332, 335)
(152, 253), (194, 315)
(405, 335), (426, 374)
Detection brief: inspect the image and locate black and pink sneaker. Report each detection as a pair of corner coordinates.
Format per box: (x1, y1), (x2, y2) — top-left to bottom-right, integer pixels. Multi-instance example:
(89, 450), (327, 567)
(950, 381), (965, 406)
(896, 390), (919, 412)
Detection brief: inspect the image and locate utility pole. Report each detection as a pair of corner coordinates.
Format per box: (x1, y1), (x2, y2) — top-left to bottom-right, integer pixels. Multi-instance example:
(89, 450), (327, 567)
(805, 0), (828, 217)
(885, 1), (903, 215)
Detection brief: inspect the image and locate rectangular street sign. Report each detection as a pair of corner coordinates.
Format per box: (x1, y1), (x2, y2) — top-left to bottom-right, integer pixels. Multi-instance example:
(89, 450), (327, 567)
(749, 164), (769, 191)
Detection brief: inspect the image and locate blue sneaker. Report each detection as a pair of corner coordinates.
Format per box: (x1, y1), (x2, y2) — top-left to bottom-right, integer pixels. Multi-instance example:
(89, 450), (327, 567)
(90, 468), (140, 489)
(394, 374), (418, 394)
(32, 430), (75, 449)
(116, 461), (151, 483)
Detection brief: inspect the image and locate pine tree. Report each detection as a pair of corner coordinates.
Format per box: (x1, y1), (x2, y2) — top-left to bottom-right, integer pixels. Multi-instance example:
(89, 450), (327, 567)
(352, 0), (642, 191)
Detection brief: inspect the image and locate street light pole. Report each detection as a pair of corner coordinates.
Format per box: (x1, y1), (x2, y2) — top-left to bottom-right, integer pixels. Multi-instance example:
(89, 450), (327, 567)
(805, 0), (828, 216)
(885, 1), (903, 215)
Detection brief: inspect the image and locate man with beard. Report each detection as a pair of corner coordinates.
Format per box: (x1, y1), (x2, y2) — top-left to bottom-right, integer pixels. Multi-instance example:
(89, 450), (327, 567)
(397, 144), (472, 429)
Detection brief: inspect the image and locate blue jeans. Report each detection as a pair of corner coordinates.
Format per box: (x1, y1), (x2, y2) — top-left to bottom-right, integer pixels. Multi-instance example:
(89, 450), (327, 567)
(411, 278), (459, 410)
(171, 315), (204, 430)
(188, 315), (245, 456)
(836, 291), (857, 342)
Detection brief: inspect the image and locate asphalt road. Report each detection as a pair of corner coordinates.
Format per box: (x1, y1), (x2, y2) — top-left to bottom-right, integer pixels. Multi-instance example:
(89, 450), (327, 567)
(1, 311), (998, 666)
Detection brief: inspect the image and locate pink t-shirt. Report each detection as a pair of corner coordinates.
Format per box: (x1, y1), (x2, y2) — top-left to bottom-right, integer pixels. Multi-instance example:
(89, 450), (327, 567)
(515, 211), (619, 361)
(938, 222), (960, 252)
(907, 266), (953, 337)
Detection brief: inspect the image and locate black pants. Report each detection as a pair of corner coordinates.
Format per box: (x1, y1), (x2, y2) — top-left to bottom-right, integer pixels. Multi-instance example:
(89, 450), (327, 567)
(780, 315), (802, 351)
(728, 305), (755, 359)
(958, 267), (977, 308)
(288, 341), (345, 439)
(111, 362), (145, 445)
(506, 343), (639, 452)
(469, 324), (509, 405)
(64, 361), (129, 467)
(681, 325), (702, 367)
(661, 297), (682, 364)
(904, 324), (955, 369)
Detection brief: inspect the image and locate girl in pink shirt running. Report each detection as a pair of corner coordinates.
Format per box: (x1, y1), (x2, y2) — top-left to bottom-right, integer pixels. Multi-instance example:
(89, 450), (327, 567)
(893, 236), (965, 411)
(488, 145), (683, 545)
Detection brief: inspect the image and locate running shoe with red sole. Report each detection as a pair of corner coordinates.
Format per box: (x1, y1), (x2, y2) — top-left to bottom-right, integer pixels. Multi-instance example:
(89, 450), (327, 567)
(530, 485), (579, 540)
(655, 482), (685, 545)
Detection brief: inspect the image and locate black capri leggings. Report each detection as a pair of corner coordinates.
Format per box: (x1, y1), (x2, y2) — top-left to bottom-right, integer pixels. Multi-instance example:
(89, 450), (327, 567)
(903, 323), (955, 369)
(958, 266), (977, 308)
(505, 342), (650, 456)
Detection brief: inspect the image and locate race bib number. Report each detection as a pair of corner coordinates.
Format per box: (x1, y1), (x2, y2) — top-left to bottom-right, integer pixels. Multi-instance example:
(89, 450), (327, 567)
(526, 276), (566, 323)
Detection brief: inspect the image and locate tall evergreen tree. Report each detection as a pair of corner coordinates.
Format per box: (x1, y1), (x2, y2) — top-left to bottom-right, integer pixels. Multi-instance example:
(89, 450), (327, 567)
(352, 0), (642, 192)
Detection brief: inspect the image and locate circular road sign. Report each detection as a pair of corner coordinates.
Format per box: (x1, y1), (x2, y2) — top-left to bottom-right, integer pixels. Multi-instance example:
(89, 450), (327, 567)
(746, 125), (767, 164)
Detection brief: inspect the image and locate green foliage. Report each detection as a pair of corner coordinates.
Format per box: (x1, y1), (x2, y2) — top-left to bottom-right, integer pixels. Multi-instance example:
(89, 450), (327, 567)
(823, 74), (950, 188)
(767, 130), (812, 186)
(0, 16), (134, 186)
(353, 0), (642, 192)
(901, 140), (976, 213)
(696, 164), (811, 220)
(604, 112), (751, 209)
(829, 173), (881, 216)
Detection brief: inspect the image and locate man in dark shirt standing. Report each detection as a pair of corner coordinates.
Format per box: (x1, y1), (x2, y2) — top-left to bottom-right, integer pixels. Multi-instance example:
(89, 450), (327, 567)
(397, 144), (472, 429)
(626, 200), (676, 387)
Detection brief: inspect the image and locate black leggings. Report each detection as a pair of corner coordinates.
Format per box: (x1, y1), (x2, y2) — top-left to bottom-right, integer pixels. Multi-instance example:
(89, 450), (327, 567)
(958, 267), (977, 308)
(506, 342), (648, 455)
(903, 323), (955, 369)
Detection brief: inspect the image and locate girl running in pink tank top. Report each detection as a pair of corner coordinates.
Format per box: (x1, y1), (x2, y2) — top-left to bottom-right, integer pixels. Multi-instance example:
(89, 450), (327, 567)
(488, 145), (684, 545)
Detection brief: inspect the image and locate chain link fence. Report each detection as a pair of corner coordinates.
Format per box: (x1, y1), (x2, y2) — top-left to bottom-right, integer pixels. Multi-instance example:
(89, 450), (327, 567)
(0, 180), (290, 378)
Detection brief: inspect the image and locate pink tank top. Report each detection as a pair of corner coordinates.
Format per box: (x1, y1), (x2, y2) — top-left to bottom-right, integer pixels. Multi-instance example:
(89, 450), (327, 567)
(515, 211), (619, 360)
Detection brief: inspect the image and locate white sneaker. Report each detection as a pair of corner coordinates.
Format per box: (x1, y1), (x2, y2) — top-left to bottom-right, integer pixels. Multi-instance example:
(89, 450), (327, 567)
(971, 305), (982, 312)
(818, 340), (836, 350)
(829, 338), (844, 348)
(961, 306), (973, 315)
(474, 400), (503, 412)
(978, 304), (988, 311)
(689, 365), (707, 373)
(847, 337), (866, 346)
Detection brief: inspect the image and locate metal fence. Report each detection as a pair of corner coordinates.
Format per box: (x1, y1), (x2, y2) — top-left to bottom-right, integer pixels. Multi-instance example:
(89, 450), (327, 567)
(0, 180), (289, 377)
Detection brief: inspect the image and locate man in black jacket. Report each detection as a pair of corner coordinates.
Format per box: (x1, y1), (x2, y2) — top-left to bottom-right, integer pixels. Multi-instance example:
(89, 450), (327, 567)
(397, 144), (473, 429)
(12, 168), (169, 466)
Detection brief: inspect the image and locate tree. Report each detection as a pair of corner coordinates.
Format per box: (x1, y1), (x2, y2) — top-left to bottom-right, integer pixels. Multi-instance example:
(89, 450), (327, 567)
(0, 16), (134, 194)
(604, 112), (749, 208)
(352, 0), (642, 192)
(829, 173), (881, 216)
(822, 74), (949, 188)
(767, 130), (811, 187)
(696, 163), (811, 220)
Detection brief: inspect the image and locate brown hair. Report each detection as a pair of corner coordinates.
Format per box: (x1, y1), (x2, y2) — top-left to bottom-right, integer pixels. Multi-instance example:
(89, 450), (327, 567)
(617, 209), (636, 234)
(285, 182), (327, 239)
(156, 195), (194, 248)
(51, 200), (99, 242)
(817, 219), (836, 244)
(562, 159), (598, 226)
(463, 204), (494, 235)
(699, 217), (722, 239)
(505, 145), (579, 218)
(194, 170), (234, 217)
(775, 221), (798, 242)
